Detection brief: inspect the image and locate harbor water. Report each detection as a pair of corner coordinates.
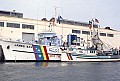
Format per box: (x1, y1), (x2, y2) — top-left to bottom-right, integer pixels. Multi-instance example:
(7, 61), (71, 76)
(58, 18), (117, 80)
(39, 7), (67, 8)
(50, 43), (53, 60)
(0, 62), (120, 81)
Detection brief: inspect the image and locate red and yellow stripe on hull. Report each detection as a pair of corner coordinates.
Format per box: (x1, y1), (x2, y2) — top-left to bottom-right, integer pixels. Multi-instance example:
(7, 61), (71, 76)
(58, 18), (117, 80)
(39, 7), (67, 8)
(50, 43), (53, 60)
(32, 45), (49, 60)
(67, 53), (73, 60)
(40, 46), (49, 60)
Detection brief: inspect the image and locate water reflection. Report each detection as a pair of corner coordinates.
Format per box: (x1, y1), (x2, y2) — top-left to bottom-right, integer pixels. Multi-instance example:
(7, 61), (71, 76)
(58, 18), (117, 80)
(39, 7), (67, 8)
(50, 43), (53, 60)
(0, 62), (72, 68)
(35, 62), (70, 67)
(34, 62), (93, 67)
(0, 62), (120, 81)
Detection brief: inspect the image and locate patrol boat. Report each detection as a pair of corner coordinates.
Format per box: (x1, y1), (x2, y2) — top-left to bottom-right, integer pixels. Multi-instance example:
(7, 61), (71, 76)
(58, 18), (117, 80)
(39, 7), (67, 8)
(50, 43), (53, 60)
(0, 30), (65, 62)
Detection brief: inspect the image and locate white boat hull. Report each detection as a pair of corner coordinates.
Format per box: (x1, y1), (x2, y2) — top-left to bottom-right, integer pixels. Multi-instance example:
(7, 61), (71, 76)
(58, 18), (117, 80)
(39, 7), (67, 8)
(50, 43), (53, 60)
(0, 40), (62, 61)
(1, 40), (120, 62)
(61, 53), (120, 62)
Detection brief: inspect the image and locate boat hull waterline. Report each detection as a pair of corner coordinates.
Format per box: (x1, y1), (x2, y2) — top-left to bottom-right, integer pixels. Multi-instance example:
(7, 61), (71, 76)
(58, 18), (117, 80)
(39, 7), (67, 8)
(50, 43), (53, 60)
(1, 40), (120, 62)
(61, 53), (120, 62)
(0, 40), (63, 61)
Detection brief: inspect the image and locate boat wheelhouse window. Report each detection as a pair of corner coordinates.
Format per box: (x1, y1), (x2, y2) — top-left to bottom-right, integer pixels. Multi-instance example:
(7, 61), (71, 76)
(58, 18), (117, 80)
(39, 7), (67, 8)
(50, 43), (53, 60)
(77, 37), (80, 42)
(22, 24), (34, 29)
(100, 33), (106, 36)
(82, 31), (90, 35)
(107, 34), (114, 37)
(7, 22), (20, 28)
(77, 43), (80, 46)
(72, 30), (80, 34)
(0, 22), (4, 27)
(47, 37), (50, 39)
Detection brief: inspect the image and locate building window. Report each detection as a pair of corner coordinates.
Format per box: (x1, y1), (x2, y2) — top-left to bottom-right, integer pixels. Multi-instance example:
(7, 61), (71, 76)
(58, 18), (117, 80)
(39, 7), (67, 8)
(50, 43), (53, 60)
(0, 22), (4, 27)
(107, 34), (114, 37)
(82, 31), (90, 35)
(72, 30), (80, 34)
(100, 33), (106, 36)
(7, 22), (20, 28)
(22, 24), (34, 29)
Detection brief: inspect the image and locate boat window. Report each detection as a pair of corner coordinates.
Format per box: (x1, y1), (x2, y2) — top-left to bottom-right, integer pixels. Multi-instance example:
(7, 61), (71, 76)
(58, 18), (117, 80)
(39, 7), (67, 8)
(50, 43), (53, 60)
(26, 46), (31, 48)
(19, 45), (22, 47)
(69, 48), (73, 51)
(91, 51), (93, 53)
(23, 45), (25, 47)
(77, 37), (80, 42)
(90, 51), (91, 53)
(90, 51), (93, 53)
(47, 37), (50, 39)
(77, 43), (80, 46)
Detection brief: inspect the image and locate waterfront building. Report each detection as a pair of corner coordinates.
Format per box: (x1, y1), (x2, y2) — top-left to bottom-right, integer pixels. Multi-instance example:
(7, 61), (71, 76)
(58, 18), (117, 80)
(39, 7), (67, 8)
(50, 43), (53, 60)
(0, 10), (120, 48)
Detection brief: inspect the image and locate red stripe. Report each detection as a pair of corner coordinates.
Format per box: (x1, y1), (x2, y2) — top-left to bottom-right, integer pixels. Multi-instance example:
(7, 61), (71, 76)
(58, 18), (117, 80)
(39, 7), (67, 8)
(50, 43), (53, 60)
(43, 46), (49, 60)
(67, 53), (71, 60)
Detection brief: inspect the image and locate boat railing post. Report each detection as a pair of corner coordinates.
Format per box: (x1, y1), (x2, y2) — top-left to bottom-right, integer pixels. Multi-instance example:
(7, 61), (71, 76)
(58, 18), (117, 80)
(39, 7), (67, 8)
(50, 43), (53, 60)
(27, 57), (28, 62)
(15, 56), (16, 62)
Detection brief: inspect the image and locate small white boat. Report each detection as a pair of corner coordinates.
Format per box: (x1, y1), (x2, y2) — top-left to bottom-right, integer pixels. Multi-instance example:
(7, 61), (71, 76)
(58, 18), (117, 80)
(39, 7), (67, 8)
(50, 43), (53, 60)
(61, 19), (120, 62)
(61, 50), (120, 62)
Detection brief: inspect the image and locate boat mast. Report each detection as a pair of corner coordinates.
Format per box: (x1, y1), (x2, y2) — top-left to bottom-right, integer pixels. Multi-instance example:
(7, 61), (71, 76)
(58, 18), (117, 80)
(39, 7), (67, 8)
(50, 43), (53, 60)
(90, 19), (101, 50)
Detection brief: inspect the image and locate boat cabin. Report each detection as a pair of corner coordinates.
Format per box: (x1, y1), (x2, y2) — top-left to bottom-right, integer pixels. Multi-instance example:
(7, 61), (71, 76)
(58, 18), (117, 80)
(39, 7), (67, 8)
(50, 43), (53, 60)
(37, 31), (62, 46)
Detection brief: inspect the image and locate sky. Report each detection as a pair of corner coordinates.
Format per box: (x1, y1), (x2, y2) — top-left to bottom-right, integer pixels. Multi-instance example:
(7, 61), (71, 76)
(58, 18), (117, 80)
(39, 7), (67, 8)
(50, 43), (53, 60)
(0, 0), (120, 30)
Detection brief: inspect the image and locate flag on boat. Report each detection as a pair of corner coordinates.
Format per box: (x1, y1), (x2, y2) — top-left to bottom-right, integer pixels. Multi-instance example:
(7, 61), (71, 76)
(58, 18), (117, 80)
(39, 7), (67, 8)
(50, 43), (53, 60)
(89, 20), (92, 29)
(95, 18), (99, 23)
(57, 15), (63, 24)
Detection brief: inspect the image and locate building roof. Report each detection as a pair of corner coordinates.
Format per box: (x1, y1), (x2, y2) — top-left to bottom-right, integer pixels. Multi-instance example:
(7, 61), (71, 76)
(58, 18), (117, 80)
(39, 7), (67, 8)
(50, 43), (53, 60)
(0, 10), (23, 18)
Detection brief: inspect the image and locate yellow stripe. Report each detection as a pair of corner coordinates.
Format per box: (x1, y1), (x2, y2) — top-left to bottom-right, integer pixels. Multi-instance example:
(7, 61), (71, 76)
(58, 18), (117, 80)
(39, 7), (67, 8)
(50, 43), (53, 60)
(68, 55), (71, 60)
(67, 53), (71, 60)
(41, 46), (47, 60)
